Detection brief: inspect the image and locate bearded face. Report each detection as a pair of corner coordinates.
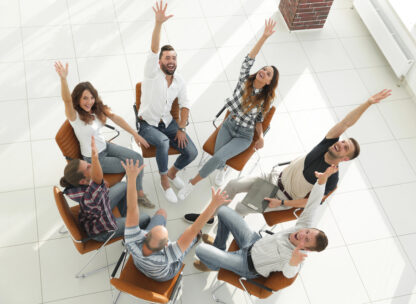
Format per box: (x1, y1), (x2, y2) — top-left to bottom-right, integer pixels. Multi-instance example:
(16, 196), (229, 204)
(159, 50), (177, 76)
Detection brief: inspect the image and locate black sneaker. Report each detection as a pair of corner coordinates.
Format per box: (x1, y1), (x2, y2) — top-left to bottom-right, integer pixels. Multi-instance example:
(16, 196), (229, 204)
(184, 213), (214, 225)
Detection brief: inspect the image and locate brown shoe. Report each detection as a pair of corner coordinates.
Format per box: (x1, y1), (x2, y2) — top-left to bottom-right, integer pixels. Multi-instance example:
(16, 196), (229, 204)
(202, 234), (214, 245)
(138, 194), (155, 208)
(193, 260), (211, 272)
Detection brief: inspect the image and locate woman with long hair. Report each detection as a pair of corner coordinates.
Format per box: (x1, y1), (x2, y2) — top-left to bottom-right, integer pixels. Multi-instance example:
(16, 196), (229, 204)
(178, 19), (279, 200)
(55, 62), (154, 208)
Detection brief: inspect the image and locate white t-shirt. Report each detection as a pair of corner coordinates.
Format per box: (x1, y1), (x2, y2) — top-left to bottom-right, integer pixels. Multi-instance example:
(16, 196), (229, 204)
(139, 51), (191, 127)
(69, 112), (107, 157)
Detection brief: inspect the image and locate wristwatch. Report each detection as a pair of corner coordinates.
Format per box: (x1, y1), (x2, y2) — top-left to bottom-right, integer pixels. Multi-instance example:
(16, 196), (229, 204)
(179, 127), (186, 132)
(280, 199), (285, 206)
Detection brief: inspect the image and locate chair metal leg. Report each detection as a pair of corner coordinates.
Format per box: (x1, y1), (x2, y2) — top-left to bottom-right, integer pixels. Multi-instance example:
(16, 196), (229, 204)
(211, 280), (227, 303)
(113, 290), (121, 304)
(75, 231), (116, 278)
(239, 277), (255, 304)
(198, 152), (209, 169)
(58, 225), (68, 234)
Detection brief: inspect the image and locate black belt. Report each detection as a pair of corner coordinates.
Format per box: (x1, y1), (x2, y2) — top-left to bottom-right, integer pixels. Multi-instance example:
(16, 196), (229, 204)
(278, 172), (293, 200)
(247, 244), (256, 273)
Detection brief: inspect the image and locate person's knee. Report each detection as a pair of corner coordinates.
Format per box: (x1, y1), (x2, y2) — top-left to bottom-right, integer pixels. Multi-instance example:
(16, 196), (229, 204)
(186, 143), (198, 161)
(155, 137), (170, 151)
(217, 205), (229, 219)
(155, 208), (167, 219)
(195, 243), (208, 259)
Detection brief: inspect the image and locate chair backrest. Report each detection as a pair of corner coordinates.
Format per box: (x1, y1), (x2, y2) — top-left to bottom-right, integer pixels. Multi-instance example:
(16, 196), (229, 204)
(55, 120), (82, 160)
(254, 106), (276, 141)
(53, 186), (83, 242)
(135, 82), (180, 122)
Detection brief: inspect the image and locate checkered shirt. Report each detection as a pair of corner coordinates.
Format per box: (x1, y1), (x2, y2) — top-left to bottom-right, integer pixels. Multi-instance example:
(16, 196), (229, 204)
(64, 180), (117, 237)
(225, 55), (266, 129)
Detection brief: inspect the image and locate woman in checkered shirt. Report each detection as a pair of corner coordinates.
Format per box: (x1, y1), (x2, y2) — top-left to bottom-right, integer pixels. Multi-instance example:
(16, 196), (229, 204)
(178, 19), (279, 200)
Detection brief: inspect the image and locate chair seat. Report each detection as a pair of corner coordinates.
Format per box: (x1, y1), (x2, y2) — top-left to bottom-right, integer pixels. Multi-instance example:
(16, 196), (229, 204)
(69, 204), (123, 254)
(217, 240), (297, 299)
(110, 256), (184, 304)
(104, 173), (126, 187)
(263, 208), (303, 227)
(141, 145), (180, 158)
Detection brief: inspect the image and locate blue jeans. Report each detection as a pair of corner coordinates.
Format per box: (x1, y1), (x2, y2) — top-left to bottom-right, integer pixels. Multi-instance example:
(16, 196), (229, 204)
(138, 119), (198, 174)
(83, 142), (144, 191)
(92, 182), (151, 242)
(199, 116), (254, 178)
(195, 206), (261, 279)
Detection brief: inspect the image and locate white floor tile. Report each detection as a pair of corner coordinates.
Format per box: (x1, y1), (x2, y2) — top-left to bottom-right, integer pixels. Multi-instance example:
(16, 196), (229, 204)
(0, 189), (38, 247)
(280, 72), (330, 111)
(206, 16), (257, 48)
(332, 104), (394, 144)
(67, 0), (116, 24)
(373, 294), (416, 304)
(22, 26), (75, 61)
(0, 243), (42, 304)
(375, 183), (416, 236)
(358, 141), (416, 188)
(46, 291), (113, 304)
(168, 0), (204, 19)
(317, 69), (370, 106)
(0, 142), (34, 192)
(165, 19), (215, 50)
(31, 139), (67, 188)
(126, 53), (147, 88)
(399, 138), (416, 174)
(357, 67), (411, 101)
(328, 8), (370, 37)
(378, 99), (416, 139)
(20, 0), (69, 27)
(0, 99), (30, 144)
(301, 247), (369, 304)
(399, 234), (416, 274)
(261, 42), (312, 76)
(249, 12), (298, 44)
(77, 56), (131, 92)
(120, 21), (169, 54)
(73, 23), (124, 57)
(25, 58), (79, 99)
(330, 189), (394, 244)
(114, 0), (154, 22)
(241, 0), (279, 15)
(349, 237), (416, 301)
(0, 0), (20, 27)
(39, 237), (111, 302)
(294, 21), (337, 41)
(332, 0), (353, 10)
(341, 36), (388, 68)
(199, 0), (245, 17)
(0, 62), (27, 101)
(302, 39), (354, 72)
(217, 45), (268, 82)
(336, 160), (372, 193)
(0, 28), (23, 62)
(100, 90), (136, 127)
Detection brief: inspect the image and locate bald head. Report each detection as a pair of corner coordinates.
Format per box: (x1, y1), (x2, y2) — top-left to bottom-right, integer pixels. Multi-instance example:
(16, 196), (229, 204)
(145, 225), (169, 252)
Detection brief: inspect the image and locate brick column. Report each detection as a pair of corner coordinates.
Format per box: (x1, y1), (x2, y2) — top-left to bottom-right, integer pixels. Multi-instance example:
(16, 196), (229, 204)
(279, 0), (333, 30)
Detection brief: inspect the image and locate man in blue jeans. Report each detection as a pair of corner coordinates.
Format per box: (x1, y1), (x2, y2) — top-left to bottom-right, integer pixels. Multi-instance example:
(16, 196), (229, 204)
(137, 0), (197, 203)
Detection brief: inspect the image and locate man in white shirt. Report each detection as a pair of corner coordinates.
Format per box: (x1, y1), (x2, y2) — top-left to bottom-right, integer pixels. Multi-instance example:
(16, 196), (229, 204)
(194, 165), (338, 279)
(137, 1), (197, 203)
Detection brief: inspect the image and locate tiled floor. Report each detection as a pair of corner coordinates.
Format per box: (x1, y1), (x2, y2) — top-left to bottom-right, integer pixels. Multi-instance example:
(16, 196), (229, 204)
(1, 0), (416, 303)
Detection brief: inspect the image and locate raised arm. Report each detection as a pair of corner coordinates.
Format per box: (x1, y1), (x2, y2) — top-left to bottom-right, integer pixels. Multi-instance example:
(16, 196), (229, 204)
(90, 136), (103, 184)
(54, 61), (76, 121)
(121, 159), (145, 227)
(326, 89), (391, 139)
(151, 0), (173, 53)
(248, 18), (276, 59)
(177, 188), (230, 252)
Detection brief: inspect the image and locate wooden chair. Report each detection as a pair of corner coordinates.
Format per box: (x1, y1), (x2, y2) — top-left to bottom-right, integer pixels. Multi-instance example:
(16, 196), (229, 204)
(211, 236), (297, 303)
(53, 186), (123, 278)
(110, 249), (184, 304)
(133, 82), (181, 158)
(55, 120), (125, 187)
(201, 106), (276, 174)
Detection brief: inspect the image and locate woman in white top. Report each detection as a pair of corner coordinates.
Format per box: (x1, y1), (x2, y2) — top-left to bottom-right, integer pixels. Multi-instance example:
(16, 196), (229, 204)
(55, 61), (154, 208)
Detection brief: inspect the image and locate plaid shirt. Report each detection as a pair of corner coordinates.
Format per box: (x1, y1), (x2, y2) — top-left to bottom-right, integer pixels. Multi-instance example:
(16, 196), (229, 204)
(225, 55), (266, 129)
(64, 180), (117, 236)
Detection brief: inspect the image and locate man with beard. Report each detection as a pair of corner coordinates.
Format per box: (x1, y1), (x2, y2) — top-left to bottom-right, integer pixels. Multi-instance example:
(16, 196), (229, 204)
(184, 89), (391, 223)
(137, 0), (197, 203)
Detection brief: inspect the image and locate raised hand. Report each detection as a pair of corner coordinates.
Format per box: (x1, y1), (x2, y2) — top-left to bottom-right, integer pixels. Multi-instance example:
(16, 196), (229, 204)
(314, 164), (338, 185)
(91, 136), (98, 158)
(121, 159), (145, 180)
(210, 187), (231, 207)
(153, 0), (173, 24)
(262, 18), (277, 38)
(289, 244), (308, 266)
(367, 89), (392, 105)
(54, 61), (68, 79)
(264, 197), (282, 208)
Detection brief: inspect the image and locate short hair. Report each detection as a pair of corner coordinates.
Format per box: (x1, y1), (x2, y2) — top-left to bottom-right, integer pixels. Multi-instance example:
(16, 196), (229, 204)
(348, 137), (360, 160)
(60, 159), (84, 188)
(308, 229), (328, 252)
(144, 231), (168, 252)
(159, 45), (176, 59)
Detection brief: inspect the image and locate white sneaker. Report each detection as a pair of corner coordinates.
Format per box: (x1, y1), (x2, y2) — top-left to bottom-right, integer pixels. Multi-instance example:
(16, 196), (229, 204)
(178, 182), (194, 200)
(215, 168), (228, 186)
(168, 175), (185, 189)
(161, 186), (178, 204)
